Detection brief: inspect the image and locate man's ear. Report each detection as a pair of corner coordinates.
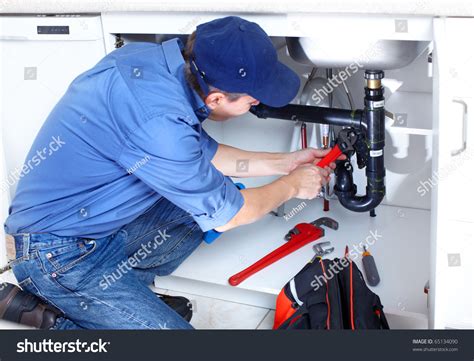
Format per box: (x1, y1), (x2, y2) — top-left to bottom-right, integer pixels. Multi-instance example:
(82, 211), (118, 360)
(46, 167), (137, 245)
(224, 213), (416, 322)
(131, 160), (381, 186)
(204, 91), (227, 110)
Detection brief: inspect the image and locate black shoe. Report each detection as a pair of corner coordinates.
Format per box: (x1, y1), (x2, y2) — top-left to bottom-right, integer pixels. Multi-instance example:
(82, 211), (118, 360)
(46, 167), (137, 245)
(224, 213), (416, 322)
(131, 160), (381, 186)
(0, 282), (62, 329)
(155, 293), (193, 322)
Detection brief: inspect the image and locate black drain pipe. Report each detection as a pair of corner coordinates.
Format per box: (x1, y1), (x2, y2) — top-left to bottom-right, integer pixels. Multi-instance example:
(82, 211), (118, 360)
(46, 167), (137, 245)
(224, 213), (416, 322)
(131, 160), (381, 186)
(334, 71), (386, 212)
(249, 103), (363, 129)
(249, 70), (386, 214)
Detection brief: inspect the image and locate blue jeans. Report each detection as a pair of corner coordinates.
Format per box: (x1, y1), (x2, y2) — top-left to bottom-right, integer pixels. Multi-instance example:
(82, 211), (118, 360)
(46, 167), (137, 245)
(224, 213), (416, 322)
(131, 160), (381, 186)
(10, 197), (203, 329)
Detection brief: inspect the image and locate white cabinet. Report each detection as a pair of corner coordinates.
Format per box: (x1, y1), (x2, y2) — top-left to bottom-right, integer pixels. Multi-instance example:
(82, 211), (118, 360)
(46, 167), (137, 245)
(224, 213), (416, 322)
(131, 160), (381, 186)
(0, 15), (106, 199)
(430, 17), (474, 329)
(0, 15), (106, 273)
(0, 135), (9, 269)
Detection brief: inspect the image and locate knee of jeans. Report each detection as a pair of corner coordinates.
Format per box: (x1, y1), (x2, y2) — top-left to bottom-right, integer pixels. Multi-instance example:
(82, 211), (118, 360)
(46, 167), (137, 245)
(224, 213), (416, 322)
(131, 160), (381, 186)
(133, 268), (157, 286)
(155, 260), (181, 277)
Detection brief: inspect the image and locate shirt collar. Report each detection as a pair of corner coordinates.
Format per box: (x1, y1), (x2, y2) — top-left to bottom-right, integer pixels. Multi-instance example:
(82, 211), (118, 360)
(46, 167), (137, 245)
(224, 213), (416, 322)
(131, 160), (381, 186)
(162, 38), (211, 122)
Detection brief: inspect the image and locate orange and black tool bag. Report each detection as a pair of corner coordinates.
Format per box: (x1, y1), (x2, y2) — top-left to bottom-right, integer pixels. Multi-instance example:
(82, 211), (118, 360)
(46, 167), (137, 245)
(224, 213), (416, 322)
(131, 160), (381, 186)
(273, 254), (389, 330)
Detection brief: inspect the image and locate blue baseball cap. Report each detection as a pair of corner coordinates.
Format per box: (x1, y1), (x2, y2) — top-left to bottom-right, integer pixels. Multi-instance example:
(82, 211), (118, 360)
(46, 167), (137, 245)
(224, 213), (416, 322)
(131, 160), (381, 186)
(191, 16), (300, 108)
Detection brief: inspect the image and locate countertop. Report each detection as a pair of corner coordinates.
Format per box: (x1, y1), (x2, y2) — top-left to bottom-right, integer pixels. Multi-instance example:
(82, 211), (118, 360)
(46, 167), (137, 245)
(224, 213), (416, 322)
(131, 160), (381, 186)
(1, 0), (473, 17)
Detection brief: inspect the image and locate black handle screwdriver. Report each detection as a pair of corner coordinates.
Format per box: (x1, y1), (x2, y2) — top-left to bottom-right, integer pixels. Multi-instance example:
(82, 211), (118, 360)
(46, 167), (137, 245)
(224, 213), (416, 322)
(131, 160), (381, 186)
(362, 246), (380, 286)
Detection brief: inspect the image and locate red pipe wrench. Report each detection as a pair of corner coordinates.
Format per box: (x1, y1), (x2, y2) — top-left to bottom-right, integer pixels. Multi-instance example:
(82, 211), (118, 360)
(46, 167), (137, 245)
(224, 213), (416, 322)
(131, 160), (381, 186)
(317, 144), (343, 168)
(316, 128), (358, 168)
(228, 217), (338, 286)
(228, 130), (353, 286)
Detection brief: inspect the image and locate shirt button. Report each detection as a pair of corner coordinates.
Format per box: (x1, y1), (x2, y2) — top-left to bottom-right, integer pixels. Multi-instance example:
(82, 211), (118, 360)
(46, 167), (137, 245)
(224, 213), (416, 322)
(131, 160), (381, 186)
(51, 272), (57, 278)
(46, 253), (52, 259)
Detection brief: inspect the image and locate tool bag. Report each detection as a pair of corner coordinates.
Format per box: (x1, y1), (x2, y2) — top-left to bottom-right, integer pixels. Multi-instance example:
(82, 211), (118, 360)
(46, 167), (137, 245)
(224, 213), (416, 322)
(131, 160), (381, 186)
(273, 252), (389, 329)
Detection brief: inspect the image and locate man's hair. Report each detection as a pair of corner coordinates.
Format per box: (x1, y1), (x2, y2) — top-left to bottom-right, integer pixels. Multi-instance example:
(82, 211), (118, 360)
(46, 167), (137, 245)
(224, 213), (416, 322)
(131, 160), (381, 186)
(183, 31), (245, 101)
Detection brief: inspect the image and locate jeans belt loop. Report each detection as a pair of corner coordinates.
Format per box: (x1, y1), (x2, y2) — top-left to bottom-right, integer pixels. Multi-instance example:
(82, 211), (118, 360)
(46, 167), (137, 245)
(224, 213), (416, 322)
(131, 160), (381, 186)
(22, 233), (31, 260)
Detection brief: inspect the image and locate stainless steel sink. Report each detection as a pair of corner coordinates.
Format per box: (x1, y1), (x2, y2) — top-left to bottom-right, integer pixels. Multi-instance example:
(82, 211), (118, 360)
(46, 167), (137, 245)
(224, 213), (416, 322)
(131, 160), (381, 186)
(287, 37), (430, 70)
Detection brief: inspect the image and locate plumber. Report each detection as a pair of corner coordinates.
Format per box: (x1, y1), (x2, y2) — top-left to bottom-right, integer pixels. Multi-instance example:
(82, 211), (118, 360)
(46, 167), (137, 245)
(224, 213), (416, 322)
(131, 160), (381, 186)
(1, 16), (342, 329)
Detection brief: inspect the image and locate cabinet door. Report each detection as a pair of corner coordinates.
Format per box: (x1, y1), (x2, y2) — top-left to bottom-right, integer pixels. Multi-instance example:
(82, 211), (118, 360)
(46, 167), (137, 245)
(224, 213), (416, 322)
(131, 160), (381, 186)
(0, 136), (9, 268)
(431, 17), (474, 329)
(1, 16), (106, 200)
(0, 16), (106, 277)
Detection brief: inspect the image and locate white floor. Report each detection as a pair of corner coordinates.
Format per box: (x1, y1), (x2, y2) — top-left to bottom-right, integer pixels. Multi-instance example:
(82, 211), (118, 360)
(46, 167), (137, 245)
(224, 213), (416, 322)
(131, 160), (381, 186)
(157, 201), (431, 320)
(0, 274), (429, 329)
(0, 295), (275, 330)
(0, 319), (34, 329)
(153, 286), (274, 329)
(0, 272), (275, 330)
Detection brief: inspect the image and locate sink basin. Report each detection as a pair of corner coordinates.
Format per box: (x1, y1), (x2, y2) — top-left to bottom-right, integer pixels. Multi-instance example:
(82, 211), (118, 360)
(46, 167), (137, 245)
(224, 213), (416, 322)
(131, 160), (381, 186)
(287, 37), (430, 70)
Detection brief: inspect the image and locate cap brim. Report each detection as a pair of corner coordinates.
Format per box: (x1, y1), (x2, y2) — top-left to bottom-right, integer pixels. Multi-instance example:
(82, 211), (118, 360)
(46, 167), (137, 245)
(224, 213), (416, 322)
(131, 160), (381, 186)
(249, 61), (300, 108)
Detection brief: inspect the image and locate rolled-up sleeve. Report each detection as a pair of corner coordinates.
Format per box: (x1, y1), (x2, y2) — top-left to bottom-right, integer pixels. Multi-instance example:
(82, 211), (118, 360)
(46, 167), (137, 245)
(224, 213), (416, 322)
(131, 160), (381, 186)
(200, 128), (219, 161)
(118, 113), (243, 232)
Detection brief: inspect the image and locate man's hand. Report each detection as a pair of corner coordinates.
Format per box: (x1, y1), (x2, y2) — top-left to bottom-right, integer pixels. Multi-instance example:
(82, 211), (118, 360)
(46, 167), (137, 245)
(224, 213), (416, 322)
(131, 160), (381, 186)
(215, 162), (332, 232)
(279, 163), (330, 199)
(214, 147), (346, 232)
(287, 148), (346, 173)
(211, 144), (346, 178)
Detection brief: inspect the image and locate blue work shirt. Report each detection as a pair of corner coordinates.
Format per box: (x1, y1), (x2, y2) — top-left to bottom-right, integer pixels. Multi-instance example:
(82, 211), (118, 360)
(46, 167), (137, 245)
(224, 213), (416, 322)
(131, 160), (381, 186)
(5, 39), (244, 239)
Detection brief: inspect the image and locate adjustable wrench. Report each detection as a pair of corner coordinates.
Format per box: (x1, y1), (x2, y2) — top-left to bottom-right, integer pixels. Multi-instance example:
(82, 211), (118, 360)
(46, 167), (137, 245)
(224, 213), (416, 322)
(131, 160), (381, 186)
(228, 217), (338, 286)
(310, 241), (335, 262)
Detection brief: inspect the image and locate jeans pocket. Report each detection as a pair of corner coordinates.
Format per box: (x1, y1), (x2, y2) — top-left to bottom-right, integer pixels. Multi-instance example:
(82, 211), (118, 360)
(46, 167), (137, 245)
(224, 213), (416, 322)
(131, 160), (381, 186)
(38, 239), (100, 291)
(39, 232), (127, 292)
(43, 239), (97, 274)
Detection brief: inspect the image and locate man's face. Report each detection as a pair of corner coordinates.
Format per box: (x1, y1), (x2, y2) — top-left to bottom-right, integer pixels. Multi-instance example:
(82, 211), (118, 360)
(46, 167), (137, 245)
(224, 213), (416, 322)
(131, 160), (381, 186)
(205, 92), (260, 121)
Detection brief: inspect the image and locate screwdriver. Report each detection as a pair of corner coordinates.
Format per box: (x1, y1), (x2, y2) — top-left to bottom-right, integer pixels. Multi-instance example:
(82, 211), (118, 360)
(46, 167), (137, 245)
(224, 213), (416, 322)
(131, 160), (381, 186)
(362, 246), (380, 286)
